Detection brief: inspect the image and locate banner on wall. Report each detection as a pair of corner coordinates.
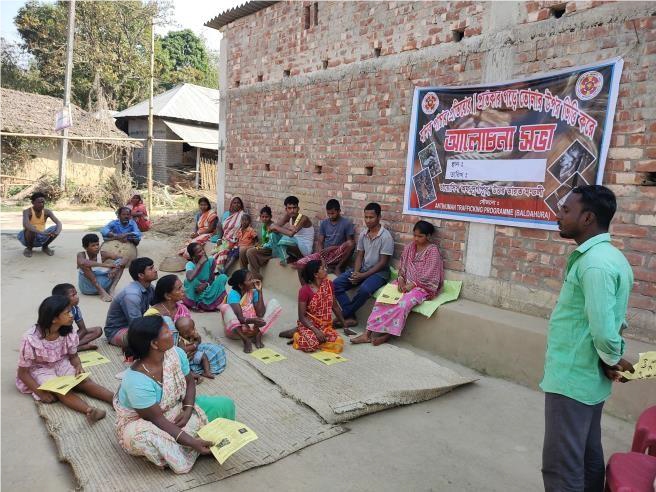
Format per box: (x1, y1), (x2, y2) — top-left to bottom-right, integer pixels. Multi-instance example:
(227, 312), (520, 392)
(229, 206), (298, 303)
(403, 58), (623, 230)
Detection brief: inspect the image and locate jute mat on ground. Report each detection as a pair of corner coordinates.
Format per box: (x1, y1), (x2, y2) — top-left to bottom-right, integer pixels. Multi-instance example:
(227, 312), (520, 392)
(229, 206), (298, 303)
(215, 328), (477, 424)
(35, 341), (344, 492)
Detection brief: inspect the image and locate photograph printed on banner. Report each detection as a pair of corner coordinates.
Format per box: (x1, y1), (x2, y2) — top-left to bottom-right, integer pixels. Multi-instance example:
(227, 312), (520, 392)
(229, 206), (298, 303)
(544, 172), (589, 216)
(418, 142), (442, 178)
(413, 167), (437, 208)
(547, 139), (596, 184)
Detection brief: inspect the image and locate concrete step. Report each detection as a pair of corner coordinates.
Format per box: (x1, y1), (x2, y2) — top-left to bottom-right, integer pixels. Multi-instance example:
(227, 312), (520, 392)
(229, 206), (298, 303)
(257, 261), (655, 422)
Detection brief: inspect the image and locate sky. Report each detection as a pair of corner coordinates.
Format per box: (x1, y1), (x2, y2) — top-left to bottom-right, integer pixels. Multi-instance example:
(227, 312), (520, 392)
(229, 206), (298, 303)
(0, 0), (245, 47)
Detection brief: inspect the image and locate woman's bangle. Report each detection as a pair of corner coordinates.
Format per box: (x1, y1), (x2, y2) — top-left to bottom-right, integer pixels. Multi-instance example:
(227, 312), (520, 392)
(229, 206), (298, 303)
(182, 404), (193, 409)
(175, 430), (185, 442)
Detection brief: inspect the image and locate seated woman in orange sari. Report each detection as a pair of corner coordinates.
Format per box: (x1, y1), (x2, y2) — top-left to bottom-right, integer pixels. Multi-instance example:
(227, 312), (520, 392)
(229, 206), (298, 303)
(178, 197), (219, 258)
(292, 260), (346, 353)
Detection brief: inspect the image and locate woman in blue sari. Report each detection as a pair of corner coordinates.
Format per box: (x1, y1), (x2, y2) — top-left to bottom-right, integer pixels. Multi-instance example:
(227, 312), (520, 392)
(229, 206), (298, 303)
(182, 243), (228, 311)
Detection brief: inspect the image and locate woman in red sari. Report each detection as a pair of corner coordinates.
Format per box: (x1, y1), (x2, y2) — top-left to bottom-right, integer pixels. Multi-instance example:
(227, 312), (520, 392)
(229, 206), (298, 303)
(292, 260), (347, 353)
(127, 194), (151, 232)
(352, 220), (443, 346)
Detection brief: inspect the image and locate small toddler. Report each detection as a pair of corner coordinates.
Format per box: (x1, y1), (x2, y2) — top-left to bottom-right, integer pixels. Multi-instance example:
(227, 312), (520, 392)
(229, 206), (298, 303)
(175, 317), (226, 379)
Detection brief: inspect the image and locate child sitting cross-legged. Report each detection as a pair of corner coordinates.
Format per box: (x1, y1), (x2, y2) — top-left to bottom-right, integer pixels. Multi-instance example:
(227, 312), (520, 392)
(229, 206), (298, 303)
(52, 283), (102, 351)
(175, 316), (226, 379)
(16, 295), (114, 423)
(221, 214), (257, 274)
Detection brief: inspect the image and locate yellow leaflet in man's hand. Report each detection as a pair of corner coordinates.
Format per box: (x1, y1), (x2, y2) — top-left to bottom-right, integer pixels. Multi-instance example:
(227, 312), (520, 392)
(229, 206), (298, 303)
(619, 351), (656, 380)
(197, 418), (258, 465)
(376, 283), (402, 305)
(79, 351), (111, 368)
(250, 348), (286, 364)
(38, 373), (89, 395)
(310, 351), (348, 366)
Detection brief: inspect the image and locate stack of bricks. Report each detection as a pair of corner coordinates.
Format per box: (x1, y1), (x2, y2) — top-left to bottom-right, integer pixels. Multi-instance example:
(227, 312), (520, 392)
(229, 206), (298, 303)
(219, 1), (656, 341)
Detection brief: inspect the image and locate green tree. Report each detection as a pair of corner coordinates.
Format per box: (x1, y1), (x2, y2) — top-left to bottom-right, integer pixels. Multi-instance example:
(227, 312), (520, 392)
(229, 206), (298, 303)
(13, 0), (176, 111)
(0, 38), (46, 94)
(156, 29), (217, 90)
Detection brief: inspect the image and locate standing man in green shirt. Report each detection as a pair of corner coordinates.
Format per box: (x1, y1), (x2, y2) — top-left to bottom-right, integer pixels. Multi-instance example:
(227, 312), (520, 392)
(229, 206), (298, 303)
(541, 185), (634, 491)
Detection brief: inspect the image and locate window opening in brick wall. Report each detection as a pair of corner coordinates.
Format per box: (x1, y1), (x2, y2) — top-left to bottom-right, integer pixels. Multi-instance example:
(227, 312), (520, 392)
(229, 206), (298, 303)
(314, 165), (322, 174)
(313, 2), (319, 26)
(550, 4), (566, 18)
(452, 29), (464, 42)
(366, 166), (374, 176)
(283, 69), (291, 77)
(228, 163), (234, 171)
(265, 163), (271, 171)
(322, 59), (329, 69)
(257, 74), (263, 82)
(235, 80), (240, 87)
(374, 47), (382, 57)
(304, 5), (311, 29)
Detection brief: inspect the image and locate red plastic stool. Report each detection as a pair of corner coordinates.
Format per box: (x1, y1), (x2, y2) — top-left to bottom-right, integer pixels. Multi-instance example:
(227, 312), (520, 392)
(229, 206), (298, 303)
(632, 406), (656, 456)
(605, 452), (656, 492)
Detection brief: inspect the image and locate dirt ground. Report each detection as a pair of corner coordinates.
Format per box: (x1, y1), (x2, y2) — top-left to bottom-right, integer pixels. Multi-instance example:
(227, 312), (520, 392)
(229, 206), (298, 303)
(0, 213), (634, 491)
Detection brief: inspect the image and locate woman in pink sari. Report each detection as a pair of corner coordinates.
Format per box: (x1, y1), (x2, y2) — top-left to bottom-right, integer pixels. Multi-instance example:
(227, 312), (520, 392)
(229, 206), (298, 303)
(352, 220), (443, 346)
(213, 197), (245, 271)
(127, 194), (151, 232)
(178, 197), (219, 258)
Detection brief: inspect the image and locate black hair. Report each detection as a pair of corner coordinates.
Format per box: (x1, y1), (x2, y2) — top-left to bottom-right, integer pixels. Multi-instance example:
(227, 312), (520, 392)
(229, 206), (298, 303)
(241, 214), (251, 224)
(228, 269), (249, 296)
(187, 242), (202, 259)
(301, 260), (322, 284)
(571, 185), (616, 230)
(82, 233), (100, 248)
(260, 205), (272, 216)
(129, 257), (154, 281)
(326, 199), (341, 211)
(152, 274), (179, 305)
(198, 197), (211, 209)
(36, 295), (73, 338)
(30, 191), (46, 202)
(413, 220), (435, 236)
(284, 195), (299, 206)
(124, 316), (165, 360)
(231, 196), (244, 210)
(364, 202), (381, 216)
(52, 283), (75, 297)
(117, 206), (131, 216)
(131, 194), (142, 202)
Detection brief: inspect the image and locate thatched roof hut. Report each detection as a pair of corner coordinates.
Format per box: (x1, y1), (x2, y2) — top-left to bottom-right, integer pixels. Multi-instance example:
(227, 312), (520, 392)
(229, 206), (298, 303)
(1, 89), (139, 187)
(0, 88), (138, 147)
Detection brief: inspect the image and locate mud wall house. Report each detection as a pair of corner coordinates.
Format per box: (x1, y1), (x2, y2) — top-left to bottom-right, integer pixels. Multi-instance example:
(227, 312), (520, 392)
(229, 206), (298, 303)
(0, 88), (135, 186)
(114, 83), (220, 188)
(206, 1), (656, 343)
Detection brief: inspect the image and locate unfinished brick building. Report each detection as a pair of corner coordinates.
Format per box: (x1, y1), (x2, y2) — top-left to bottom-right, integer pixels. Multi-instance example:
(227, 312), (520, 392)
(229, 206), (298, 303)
(207, 1), (656, 343)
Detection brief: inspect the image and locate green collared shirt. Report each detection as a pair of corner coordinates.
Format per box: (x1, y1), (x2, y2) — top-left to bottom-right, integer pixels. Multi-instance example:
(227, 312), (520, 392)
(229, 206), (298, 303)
(540, 233), (633, 405)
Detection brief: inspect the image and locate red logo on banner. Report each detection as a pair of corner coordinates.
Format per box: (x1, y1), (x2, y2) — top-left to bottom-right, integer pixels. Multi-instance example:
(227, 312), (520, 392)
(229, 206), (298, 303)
(576, 71), (603, 101)
(421, 92), (439, 115)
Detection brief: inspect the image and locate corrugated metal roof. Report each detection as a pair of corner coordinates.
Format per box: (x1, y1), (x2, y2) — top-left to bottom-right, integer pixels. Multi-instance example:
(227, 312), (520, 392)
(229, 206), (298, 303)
(163, 120), (218, 150)
(115, 84), (219, 125)
(204, 1), (278, 31)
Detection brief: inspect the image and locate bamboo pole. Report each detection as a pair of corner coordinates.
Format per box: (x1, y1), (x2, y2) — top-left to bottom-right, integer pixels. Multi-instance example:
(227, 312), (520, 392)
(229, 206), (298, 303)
(58, 0), (75, 189)
(146, 13), (155, 215)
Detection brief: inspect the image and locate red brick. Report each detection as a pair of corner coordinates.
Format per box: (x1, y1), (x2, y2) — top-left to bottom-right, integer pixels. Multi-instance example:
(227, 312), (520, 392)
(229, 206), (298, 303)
(610, 224), (650, 238)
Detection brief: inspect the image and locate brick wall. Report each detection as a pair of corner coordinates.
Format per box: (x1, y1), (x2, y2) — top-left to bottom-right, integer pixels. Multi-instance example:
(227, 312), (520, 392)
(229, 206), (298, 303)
(219, 1), (656, 341)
